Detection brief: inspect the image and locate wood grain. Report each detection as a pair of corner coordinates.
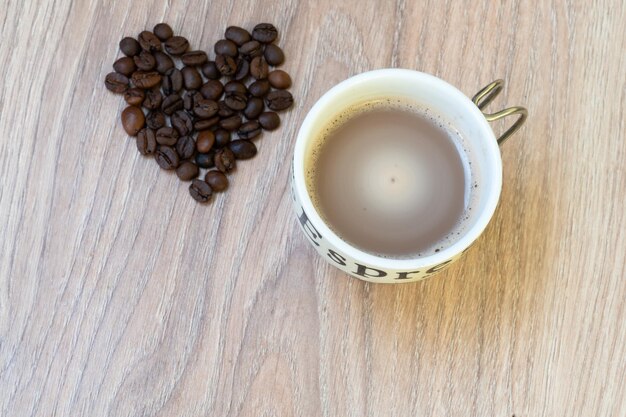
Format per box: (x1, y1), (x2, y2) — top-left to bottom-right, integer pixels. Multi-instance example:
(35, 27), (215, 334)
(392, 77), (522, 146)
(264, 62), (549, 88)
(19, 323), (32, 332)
(1, 0), (625, 416)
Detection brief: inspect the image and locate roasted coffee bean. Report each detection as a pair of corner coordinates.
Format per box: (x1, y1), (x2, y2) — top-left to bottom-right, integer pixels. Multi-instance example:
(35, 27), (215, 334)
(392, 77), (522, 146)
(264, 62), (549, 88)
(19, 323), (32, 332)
(225, 26), (251, 46)
(153, 23), (173, 41)
(250, 56), (269, 80)
(124, 87), (145, 106)
(200, 80), (224, 101)
(138, 31), (161, 52)
(224, 81), (246, 95)
(176, 161), (199, 181)
(120, 37), (141, 57)
(237, 121), (261, 139)
(113, 56), (136, 76)
(105, 72), (129, 93)
(131, 71), (161, 89)
(162, 68), (183, 94)
(234, 58), (249, 81)
(265, 90), (293, 111)
(196, 130), (215, 153)
(194, 99), (219, 119)
(248, 79), (271, 97)
(156, 126), (179, 146)
(268, 70), (291, 89)
(224, 92), (247, 111)
(183, 90), (194, 111)
(153, 51), (174, 74)
(214, 129), (231, 147)
(195, 151), (215, 168)
(155, 145), (180, 170)
(182, 66), (202, 90)
(214, 39), (238, 57)
(220, 114), (242, 131)
(162, 93), (183, 115)
(218, 100), (235, 117)
(136, 128), (157, 155)
(214, 148), (236, 173)
(182, 50), (208, 66)
(176, 135), (196, 160)
(201, 61), (220, 79)
(228, 139), (257, 159)
(171, 110), (193, 136)
(164, 36), (189, 55)
(215, 54), (236, 76)
(133, 50), (155, 70)
(121, 106), (145, 136)
(146, 111), (166, 129)
(194, 116), (220, 131)
(258, 111), (280, 130)
(239, 40), (263, 59)
(243, 97), (264, 119)
(252, 23), (278, 43)
(264, 44), (285, 66)
(189, 179), (212, 202)
(142, 88), (163, 110)
(205, 170), (228, 191)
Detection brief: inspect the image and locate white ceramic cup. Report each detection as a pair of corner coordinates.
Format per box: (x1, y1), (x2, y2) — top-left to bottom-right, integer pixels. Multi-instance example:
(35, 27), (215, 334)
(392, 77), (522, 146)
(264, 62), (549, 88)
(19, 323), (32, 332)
(291, 69), (526, 283)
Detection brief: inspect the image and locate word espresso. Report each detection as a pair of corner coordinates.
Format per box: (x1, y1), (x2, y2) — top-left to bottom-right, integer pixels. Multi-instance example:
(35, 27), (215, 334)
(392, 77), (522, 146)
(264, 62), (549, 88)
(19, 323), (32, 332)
(105, 23), (294, 202)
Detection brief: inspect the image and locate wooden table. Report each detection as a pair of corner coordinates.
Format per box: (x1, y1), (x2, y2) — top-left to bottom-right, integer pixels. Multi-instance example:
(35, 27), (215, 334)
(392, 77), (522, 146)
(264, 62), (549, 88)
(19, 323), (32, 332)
(1, 0), (625, 416)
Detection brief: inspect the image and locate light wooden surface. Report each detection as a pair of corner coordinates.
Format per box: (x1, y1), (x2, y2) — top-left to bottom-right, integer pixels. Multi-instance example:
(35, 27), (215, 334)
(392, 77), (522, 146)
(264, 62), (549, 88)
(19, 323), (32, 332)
(1, 0), (625, 416)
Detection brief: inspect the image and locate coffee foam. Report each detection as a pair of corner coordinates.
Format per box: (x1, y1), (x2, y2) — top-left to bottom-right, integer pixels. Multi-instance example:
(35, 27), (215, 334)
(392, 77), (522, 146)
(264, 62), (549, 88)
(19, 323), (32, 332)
(305, 98), (482, 259)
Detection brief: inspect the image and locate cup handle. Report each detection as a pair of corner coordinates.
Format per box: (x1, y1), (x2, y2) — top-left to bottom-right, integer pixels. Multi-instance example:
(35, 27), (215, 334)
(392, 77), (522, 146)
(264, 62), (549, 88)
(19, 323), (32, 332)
(472, 79), (527, 146)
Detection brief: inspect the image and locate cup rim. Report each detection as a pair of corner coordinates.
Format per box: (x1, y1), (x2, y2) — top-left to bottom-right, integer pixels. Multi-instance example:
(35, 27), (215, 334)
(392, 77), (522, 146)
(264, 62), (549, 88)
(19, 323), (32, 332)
(293, 68), (502, 270)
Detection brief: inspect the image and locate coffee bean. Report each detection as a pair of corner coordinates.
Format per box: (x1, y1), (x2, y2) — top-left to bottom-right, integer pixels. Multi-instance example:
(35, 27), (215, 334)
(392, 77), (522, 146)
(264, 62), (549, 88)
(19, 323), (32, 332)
(153, 23), (173, 41)
(243, 97), (264, 119)
(136, 128), (157, 155)
(153, 51), (174, 74)
(124, 87), (145, 106)
(215, 54), (236, 76)
(234, 58), (249, 81)
(220, 114), (242, 131)
(105, 72), (129, 93)
(162, 93), (183, 115)
(214, 129), (231, 147)
(239, 40), (263, 59)
(195, 151), (215, 168)
(252, 23), (278, 43)
(224, 81), (247, 95)
(228, 139), (257, 159)
(194, 99), (219, 119)
(182, 66), (202, 90)
(214, 39), (238, 57)
(189, 179), (213, 202)
(176, 161), (199, 181)
(133, 50), (155, 70)
(171, 110), (193, 136)
(250, 56), (269, 80)
(200, 80), (224, 101)
(182, 50), (208, 66)
(138, 31), (161, 52)
(131, 71), (161, 89)
(224, 92), (247, 111)
(194, 116), (220, 131)
(205, 170), (228, 191)
(155, 146), (180, 170)
(237, 121), (261, 139)
(176, 135), (195, 160)
(164, 36), (189, 55)
(156, 126), (179, 145)
(265, 90), (293, 111)
(258, 111), (280, 130)
(146, 111), (166, 129)
(142, 88), (162, 110)
(120, 37), (141, 57)
(201, 61), (220, 79)
(162, 68), (183, 94)
(121, 106), (145, 136)
(268, 70), (291, 89)
(214, 148), (236, 173)
(218, 100), (235, 117)
(264, 44), (284, 66)
(248, 79), (270, 97)
(183, 90), (194, 111)
(196, 130), (215, 153)
(225, 26), (251, 46)
(113, 56), (136, 76)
